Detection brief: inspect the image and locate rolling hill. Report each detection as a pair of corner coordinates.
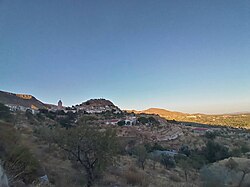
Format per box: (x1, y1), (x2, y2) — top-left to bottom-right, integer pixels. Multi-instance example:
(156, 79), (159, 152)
(129, 108), (250, 129)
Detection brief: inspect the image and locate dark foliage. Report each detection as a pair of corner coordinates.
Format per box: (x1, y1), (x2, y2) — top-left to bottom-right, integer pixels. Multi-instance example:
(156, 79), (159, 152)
(160, 154), (176, 169)
(202, 140), (230, 163)
(0, 103), (12, 121)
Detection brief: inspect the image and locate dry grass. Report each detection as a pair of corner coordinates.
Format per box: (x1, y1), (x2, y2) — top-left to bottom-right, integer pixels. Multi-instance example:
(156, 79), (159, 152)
(169, 173), (181, 182)
(123, 166), (149, 186)
(100, 174), (118, 186)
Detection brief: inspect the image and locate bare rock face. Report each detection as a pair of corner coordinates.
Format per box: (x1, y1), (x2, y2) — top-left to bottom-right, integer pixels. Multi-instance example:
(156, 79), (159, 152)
(0, 162), (9, 187)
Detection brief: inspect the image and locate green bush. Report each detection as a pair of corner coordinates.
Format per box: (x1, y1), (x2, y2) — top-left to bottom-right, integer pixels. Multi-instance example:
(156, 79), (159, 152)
(160, 154), (176, 169)
(178, 145), (191, 156)
(134, 145), (147, 170)
(118, 120), (125, 126)
(205, 131), (217, 139)
(138, 117), (149, 124)
(0, 122), (40, 184)
(5, 146), (40, 184)
(240, 144), (250, 153)
(148, 117), (160, 125)
(202, 140), (230, 163)
(145, 143), (165, 152)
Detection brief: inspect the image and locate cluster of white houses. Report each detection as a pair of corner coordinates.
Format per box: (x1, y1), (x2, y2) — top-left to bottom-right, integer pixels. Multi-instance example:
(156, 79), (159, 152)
(48, 100), (122, 115)
(74, 104), (121, 114)
(5, 100), (64, 114)
(104, 116), (137, 126)
(5, 104), (39, 114)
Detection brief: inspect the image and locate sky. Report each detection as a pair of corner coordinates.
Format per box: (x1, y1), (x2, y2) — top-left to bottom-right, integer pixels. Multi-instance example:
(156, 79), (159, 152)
(0, 0), (250, 114)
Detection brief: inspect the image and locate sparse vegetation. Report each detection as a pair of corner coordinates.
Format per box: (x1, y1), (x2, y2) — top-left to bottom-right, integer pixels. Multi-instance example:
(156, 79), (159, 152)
(123, 167), (148, 186)
(0, 103), (12, 122)
(160, 154), (176, 169)
(135, 145), (147, 170)
(202, 140), (230, 163)
(49, 123), (118, 187)
(0, 121), (40, 185)
(0, 98), (249, 187)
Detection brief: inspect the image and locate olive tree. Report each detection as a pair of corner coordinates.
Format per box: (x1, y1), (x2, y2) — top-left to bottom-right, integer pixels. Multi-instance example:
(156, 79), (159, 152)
(160, 154), (176, 169)
(135, 145), (147, 170)
(177, 158), (191, 182)
(226, 158), (250, 187)
(52, 124), (118, 187)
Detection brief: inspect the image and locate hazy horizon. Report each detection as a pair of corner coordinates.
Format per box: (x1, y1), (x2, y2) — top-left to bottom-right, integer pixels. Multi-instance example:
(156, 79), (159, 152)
(1, 0), (250, 114)
(1, 89), (250, 115)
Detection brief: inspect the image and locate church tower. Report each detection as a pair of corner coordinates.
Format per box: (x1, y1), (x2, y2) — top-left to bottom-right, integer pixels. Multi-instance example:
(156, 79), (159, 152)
(58, 100), (63, 110)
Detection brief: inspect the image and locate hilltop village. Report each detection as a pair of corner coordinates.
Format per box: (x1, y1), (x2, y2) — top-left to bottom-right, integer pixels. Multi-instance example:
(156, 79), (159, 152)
(0, 91), (250, 187)
(1, 92), (222, 143)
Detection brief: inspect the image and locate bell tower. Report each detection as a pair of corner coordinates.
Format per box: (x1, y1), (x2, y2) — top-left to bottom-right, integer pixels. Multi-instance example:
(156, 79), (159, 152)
(58, 100), (63, 110)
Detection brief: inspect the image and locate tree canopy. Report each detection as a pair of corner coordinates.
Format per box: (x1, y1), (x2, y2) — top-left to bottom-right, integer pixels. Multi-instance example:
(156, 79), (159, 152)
(51, 124), (118, 187)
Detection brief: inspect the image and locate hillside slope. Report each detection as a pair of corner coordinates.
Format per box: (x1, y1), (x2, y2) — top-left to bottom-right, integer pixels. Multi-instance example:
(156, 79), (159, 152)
(0, 90), (46, 109)
(130, 108), (250, 129)
(74, 98), (122, 113)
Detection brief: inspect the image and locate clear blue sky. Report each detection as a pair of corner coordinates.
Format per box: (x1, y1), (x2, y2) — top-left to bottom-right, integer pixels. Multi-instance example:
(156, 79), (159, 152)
(0, 0), (250, 114)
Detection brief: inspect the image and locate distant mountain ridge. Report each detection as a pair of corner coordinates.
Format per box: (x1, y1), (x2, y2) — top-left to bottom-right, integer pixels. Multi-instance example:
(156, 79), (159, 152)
(128, 108), (250, 128)
(1, 90), (249, 128)
(128, 108), (192, 118)
(128, 108), (250, 117)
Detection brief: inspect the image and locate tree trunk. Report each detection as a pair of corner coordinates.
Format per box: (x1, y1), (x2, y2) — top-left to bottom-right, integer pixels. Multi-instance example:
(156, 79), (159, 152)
(184, 170), (188, 182)
(239, 171), (246, 187)
(86, 168), (94, 187)
(141, 162), (145, 170)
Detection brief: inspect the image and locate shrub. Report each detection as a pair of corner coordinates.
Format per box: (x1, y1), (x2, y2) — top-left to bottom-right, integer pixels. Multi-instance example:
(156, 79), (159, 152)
(189, 152), (207, 170)
(145, 143), (165, 152)
(200, 165), (226, 187)
(0, 122), (40, 185)
(160, 155), (176, 169)
(118, 120), (125, 126)
(202, 140), (230, 163)
(135, 145), (147, 170)
(51, 124), (118, 187)
(179, 145), (191, 156)
(138, 117), (149, 124)
(0, 103), (12, 122)
(205, 131), (217, 139)
(240, 144), (250, 154)
(148, 117), (160, 125)
(4, 146), (40, 184)
(231, 148), (241, 157)
(200, 161), (250, 187)
(225, 158), (238, 170)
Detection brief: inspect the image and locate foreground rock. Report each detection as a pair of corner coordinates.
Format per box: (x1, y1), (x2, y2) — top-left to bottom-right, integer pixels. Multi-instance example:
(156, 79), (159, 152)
(0, 162), (9, 187)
